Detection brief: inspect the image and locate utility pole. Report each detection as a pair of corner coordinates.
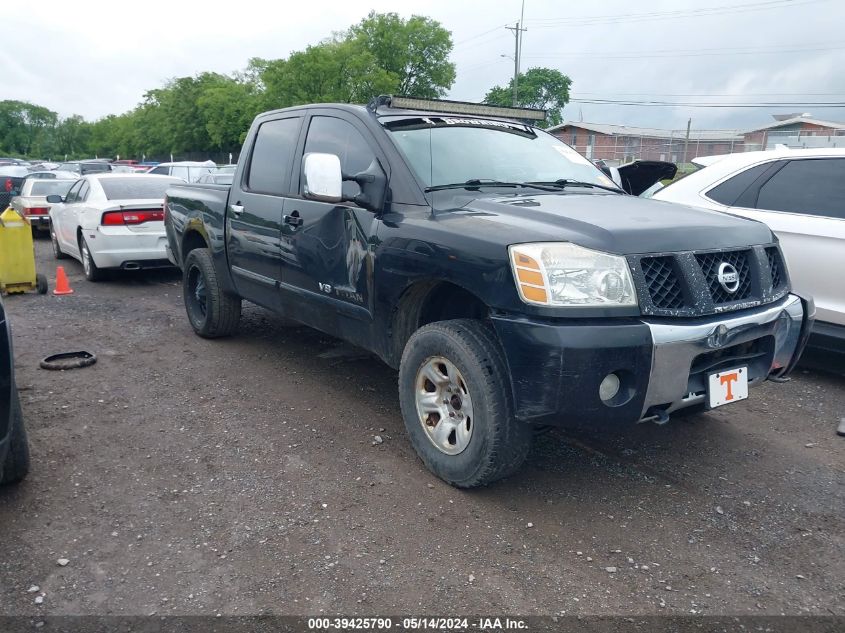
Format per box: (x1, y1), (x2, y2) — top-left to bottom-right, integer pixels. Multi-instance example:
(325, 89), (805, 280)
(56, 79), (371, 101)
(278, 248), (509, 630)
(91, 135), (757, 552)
(683, 118), (691, 168)
(505, 16), (527, 107)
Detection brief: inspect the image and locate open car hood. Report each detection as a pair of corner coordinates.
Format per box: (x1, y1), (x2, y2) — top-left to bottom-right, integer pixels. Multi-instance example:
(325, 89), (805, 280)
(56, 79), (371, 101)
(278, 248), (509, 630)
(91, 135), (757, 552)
(616, 160), (677, 196)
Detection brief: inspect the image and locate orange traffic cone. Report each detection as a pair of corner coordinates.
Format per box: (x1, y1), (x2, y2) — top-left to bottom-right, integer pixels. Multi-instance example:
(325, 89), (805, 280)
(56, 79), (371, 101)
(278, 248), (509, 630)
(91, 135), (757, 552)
(54, 266), (74, 295)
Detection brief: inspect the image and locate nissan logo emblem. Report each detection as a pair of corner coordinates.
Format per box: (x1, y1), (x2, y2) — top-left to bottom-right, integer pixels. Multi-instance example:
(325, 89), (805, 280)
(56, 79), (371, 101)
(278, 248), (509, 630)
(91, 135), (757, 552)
(717, 262), (740, 293)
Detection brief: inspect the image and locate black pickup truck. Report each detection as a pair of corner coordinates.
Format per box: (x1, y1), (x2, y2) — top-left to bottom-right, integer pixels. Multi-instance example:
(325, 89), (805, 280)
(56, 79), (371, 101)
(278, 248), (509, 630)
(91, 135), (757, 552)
(165, 96), (813, 487)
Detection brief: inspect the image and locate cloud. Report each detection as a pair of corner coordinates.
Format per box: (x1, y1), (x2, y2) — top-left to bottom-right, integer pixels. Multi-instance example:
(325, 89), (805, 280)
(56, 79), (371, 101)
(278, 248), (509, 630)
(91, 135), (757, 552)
(5, 0), (843, 130)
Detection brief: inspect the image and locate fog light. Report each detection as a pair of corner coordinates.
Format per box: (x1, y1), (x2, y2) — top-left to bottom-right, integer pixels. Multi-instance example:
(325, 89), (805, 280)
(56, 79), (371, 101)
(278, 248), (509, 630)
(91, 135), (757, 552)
(599, 373), (621, 402)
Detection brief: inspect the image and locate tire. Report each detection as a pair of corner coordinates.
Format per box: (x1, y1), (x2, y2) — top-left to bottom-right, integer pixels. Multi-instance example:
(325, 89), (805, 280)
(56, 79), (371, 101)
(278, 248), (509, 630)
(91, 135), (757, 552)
(398, 319), (532, 488)
(79, 235), (104, 281)
(183, 248), (241, 338)
(35, 273), (48, 295)
(1, 390), (30, 485)
(51, 225), (67, 259)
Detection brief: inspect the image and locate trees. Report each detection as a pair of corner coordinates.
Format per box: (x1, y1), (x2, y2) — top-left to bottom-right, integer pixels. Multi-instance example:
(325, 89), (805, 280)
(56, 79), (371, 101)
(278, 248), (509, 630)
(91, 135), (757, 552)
(5, 11), (462, 160)
(0, 101), (58, 157)
(484, 67), (572, 128)
(349, 11), (456, 98)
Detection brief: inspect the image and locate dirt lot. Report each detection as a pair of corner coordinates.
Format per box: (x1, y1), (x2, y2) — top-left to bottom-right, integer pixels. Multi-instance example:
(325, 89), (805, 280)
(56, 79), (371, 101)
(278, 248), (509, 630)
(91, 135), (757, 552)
(1, 238), (843, 617)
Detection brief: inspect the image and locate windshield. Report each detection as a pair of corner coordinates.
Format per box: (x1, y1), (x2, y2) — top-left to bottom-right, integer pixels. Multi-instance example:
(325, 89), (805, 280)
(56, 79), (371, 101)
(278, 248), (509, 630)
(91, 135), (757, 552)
(30, 180), (75, 196)
(383, 117), (616, 190)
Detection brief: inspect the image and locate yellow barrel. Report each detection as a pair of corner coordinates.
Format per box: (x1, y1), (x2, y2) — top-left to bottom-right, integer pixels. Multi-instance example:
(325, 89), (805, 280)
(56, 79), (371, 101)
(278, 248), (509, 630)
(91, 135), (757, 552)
(0, 207), (38, 294)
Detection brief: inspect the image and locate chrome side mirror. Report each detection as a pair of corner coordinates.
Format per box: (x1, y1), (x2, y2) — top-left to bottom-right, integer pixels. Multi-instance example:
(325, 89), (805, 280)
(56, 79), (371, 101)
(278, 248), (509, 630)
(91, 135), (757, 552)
(303, 153), (342, 203)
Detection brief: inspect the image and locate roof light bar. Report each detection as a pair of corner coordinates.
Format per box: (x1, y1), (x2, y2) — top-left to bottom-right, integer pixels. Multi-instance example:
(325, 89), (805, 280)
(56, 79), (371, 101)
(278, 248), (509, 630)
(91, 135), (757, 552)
(378, 95), (547, 122)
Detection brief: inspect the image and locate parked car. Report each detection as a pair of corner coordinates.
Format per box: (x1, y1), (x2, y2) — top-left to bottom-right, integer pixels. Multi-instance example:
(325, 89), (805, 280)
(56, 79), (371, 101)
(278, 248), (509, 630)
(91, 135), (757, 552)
(10, 176), (76, 233)
(196, 171), (233, 185)
(594, 159), (677, 196)
(147, 161), (216, 183)
(23, 170), (79, 181)
(57, 161), (112, 176)
(0, 294), (30, 485)
(47, 174), (182, 280)
(652, 148), (844, 354)
(0, 165), (30, 210)
(164, 96), (812, 487)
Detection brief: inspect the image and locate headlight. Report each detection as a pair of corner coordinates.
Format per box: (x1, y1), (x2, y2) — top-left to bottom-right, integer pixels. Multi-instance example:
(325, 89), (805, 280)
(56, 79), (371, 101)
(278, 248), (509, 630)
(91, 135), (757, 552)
(509, 242), (637, 307)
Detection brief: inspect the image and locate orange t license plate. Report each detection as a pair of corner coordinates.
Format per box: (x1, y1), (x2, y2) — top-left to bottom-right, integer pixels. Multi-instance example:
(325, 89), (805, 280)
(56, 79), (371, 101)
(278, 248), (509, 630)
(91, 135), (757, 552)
(707, 367), (748, 408)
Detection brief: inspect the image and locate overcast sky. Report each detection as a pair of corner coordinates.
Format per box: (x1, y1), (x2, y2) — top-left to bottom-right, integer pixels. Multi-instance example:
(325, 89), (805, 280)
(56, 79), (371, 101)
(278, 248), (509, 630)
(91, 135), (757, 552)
(4, 0), (843, 131)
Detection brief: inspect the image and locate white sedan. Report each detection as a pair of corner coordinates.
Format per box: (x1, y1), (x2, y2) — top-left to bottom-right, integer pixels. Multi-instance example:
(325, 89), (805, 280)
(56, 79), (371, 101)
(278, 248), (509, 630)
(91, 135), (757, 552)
(652, 148), (845, 352)
(47, 174), (183, 281)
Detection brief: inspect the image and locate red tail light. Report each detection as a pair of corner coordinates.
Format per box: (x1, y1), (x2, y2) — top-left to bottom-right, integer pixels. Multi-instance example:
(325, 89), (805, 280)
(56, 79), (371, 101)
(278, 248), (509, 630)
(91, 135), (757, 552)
(101, 209), (164, 226)
(22, 207), (49, 216)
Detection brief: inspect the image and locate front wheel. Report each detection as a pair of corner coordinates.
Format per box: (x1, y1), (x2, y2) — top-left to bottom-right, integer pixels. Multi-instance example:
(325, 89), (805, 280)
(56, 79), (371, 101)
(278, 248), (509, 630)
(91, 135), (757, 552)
(51, 224), (67, 259)
(398, 319), (532, 488)
(183, 248), (241, 338)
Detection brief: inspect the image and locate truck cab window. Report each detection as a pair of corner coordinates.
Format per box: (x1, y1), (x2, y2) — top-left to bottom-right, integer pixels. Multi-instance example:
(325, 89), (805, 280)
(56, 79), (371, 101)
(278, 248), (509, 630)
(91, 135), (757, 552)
(247, 117), (301, 195)
(302, 116), (376, 200)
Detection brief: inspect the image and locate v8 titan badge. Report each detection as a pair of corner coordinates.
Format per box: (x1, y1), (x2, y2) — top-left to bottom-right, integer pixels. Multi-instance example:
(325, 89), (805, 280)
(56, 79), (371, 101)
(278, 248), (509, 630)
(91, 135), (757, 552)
(707, 367), (749, 408)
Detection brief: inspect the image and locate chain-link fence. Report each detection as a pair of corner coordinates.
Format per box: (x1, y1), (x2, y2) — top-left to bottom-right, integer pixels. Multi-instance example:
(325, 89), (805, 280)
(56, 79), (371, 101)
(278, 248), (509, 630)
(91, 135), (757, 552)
(558, 126), (845, 167)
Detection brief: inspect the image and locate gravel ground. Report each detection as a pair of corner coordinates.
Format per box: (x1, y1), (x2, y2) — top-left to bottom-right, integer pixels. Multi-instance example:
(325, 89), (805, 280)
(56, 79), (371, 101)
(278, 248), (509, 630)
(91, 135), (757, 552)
(1, 238), (843, 617)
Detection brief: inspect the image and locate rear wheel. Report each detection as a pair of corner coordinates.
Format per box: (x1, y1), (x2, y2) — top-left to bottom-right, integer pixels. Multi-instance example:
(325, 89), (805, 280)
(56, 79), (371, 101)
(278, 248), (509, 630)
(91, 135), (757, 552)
(79, 235), (104, 281)
(398, 319), (532, 488)
(183, 248), (241, 338)
(51, 224), (67, 259)
(1, 390), (30, 485)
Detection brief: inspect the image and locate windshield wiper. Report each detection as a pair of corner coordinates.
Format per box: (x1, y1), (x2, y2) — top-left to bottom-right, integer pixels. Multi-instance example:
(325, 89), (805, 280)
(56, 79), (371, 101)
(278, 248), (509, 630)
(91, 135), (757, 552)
(425, 179), (559, 193)
(528, 179), (624, 194)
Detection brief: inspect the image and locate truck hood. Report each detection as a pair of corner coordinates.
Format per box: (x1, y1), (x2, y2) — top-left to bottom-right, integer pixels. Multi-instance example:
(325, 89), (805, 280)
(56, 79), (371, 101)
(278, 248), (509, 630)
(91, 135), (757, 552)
(432, 191), (774, 255)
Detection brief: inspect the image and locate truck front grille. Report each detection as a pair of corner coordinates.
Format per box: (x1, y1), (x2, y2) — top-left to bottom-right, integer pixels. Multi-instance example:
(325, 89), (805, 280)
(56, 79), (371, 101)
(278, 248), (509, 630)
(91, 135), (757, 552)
(640, 256), (686, 309)
(766, 246), (785, 290)
(695, 249), (753, 304)
(629, 244), (789, 317)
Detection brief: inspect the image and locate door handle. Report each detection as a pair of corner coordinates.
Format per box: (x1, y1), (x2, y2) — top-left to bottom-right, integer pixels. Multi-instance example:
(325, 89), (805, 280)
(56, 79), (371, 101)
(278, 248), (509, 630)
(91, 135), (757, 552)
(229, 204), (244, 216)
(284, 212), (303, 227)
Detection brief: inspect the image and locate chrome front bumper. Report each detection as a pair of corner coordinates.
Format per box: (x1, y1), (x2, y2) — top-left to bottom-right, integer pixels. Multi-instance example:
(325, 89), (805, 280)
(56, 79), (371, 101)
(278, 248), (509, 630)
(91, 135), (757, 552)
(640, 294), (813, 421)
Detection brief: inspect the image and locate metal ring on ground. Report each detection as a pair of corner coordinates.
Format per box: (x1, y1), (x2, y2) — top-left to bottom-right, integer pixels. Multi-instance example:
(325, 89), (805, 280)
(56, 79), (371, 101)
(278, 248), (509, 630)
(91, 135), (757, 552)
(40, 351), (97, 371)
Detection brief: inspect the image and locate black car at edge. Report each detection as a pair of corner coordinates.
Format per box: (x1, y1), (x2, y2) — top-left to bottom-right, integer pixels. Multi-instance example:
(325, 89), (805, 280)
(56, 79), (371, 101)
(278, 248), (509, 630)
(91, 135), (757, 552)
(0, 295), (30, 485)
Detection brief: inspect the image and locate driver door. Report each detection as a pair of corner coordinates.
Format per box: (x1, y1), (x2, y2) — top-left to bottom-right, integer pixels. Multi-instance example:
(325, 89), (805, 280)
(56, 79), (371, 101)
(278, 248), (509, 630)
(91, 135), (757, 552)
(56, 180), (83, 253)
(279, 111), (385, 339)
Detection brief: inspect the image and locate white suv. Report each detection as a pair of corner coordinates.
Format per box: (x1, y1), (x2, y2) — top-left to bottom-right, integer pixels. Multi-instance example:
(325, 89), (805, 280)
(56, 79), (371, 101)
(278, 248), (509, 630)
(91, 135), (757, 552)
(653, 148), (845, 353)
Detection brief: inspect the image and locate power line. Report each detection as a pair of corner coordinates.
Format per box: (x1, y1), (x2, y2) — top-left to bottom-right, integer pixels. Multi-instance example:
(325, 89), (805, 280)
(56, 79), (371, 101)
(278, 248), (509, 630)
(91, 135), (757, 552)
(523, 43), (845, 60)
(573, 92), (845, 97)
(569, 98), (845, 108)
(453, 24), (509, 47)
(526, 0), (828, 27)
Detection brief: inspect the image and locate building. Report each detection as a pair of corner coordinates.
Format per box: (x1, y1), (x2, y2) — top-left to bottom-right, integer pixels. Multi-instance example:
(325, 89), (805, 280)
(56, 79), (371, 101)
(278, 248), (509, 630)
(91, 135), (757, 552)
(741, 114), (845, 151)
(548, 115), (845, 165)
(548, 121), (742, 164)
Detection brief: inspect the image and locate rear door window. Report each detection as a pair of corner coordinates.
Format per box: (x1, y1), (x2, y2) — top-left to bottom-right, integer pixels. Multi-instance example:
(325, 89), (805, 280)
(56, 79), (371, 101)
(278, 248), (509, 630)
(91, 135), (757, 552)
(64, 180), (83, 203)
(704, 162), (776, 206)
(247, 117), (302, 195)
(170, 166), (190, 181)
(755, 158), (845, 219)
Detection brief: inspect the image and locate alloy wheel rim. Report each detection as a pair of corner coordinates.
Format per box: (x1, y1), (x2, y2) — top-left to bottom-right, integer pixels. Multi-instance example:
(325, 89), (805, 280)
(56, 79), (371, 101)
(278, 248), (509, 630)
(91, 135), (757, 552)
(414, 356), (474, 455)
(189, 267), (208, 318)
